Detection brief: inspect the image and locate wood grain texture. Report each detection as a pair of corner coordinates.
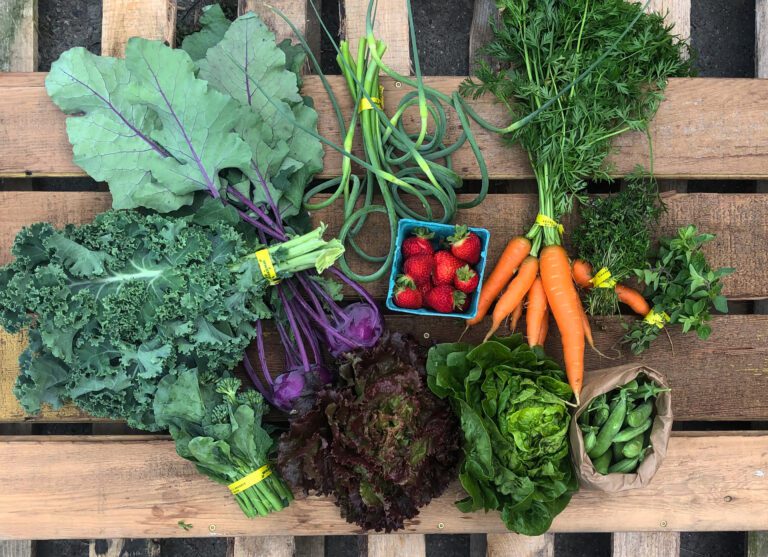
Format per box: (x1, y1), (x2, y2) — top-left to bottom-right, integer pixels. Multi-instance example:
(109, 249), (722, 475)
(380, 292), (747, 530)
(749, 532), (768, 557)
(238, 0), (320, 59)
(468, 0), (499, 74)
(486, 534), (553, 557)
(227, 536), (295, 557)
(101, 0), (176, 57)
(647, 0), (690, 40)
(0, 541), (33, 557)
(367, 535), (425, 557)
(760, 0), (768, 79)
(0, 0), (37, 71)
(0, 434), (765, 538)
(0, 191), (761, 299)
(613, 532), (680, 557)
(343, 0), (410, 75)
(295, 537), (324, 557)
(2, 75), (768, 179)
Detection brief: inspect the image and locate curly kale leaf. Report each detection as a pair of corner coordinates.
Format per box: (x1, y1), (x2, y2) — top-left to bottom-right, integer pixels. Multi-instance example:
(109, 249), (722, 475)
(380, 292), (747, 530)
(427, 335), (577, 536)
(0, 209), (269, 430)
(277, 333), (461, 532)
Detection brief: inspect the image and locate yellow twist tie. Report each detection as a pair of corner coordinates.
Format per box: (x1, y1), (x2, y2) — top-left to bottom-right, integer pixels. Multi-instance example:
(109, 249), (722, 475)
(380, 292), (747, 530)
(254, 249), (281, 285)
(228, 464), (272, 495)
(359, 86), (384, 112)
(590, 267), (617, 289)
(535, 214), (564, 235)
(644, 309), (670, 329)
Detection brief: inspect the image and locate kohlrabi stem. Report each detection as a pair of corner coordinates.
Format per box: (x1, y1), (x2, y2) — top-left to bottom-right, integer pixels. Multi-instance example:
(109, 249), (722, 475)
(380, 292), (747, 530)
(277, 286), (310, 371)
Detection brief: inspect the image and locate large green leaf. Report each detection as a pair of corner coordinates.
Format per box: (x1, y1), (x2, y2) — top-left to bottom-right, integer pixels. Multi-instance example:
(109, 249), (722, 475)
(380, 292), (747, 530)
(181, 4), (231, 61)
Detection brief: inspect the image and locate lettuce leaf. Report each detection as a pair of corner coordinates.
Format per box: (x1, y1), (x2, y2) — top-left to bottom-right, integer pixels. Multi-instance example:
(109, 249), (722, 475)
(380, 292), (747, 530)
(426, 334), (577, 536)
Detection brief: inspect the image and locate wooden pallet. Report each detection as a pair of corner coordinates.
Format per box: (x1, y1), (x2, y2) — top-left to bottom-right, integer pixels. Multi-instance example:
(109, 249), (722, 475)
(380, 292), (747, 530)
(1, 1), (767, 556)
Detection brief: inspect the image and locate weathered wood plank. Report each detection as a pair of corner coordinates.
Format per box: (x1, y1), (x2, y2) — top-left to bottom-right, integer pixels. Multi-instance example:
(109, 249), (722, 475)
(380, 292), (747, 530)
(295, 537), (324, 557)
(0, 0), (37, 72)
(0, 191), (759, 299)
(238, 0), (321, 60)
(749, 532), (768, 557)
(1, 75), (767, 180)
(468, 0), (499, 74)
(647, 0), (690, 41)
(0, 541), (33, 557)
(343, 0), (410, 75)
(101, 0), (176, 57)
(367, 535), (424, 557)
(0, 434), (765, 538)
(1, 310), (767, 420)
(486, 534), (553, 557)
(227, 536), (295, 557)
(612, 532), (680, 557)
(758, 0), (768, 80)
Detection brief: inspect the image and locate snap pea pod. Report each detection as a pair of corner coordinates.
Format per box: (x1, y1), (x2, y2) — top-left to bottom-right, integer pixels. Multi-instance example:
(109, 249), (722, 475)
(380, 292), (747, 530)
(613, 440), (626, 460)
(622, 435), (644, 458)
(609, 456), (640, 474)
(593, 450), (612, 475)
(627, 401), (654, 428)
(584, 429), (597, 454)
(612, 418), (652, 443)
(593, 404), (610, 427)
(622, 379), (639, 392)
(588, 390), (627, 459)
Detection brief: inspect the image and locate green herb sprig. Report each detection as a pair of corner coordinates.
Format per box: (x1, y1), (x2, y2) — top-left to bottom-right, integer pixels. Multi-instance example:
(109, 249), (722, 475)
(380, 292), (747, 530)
(624, 225), (733, 354)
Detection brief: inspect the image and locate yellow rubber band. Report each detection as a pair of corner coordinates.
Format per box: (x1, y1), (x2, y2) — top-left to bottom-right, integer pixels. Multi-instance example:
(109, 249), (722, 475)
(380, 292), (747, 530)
(590, 267), (617, 289)
(359, 86), (384, 112)
(254, 249), (280, 285)
(644, 309), (670, 329)
(228, 464), (272, 495)
(535, 214), (564, 235)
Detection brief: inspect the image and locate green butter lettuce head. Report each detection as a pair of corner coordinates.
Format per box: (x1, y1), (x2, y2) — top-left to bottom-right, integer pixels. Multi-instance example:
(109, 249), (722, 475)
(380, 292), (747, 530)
(277, 332), (461, 532)
(426, 334), (577, 536)
(0, 208), (270, 430)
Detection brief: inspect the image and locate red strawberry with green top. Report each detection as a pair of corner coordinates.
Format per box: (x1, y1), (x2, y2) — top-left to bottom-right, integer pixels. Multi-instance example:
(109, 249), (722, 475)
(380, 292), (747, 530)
(448, 224), (482, 264)
(393, 278), (423, 309)
(403, 253), (434, 286)
(454, 265), (479, 293)
(432, 250), (464, 285)
(425, 284), (466, 313)
(402, 227), (435, 258)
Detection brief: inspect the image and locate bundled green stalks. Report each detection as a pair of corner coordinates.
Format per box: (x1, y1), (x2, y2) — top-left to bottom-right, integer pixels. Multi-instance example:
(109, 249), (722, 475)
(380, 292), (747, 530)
(155, 372), (293, 517)
(573, 170), (663, 315)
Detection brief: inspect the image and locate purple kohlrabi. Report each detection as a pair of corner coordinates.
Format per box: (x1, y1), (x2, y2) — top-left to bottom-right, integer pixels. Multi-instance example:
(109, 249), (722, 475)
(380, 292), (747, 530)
(326, 302), (383, 357)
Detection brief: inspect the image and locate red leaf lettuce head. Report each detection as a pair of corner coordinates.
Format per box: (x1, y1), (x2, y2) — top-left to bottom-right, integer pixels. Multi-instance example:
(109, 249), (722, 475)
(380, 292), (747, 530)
(276, 332), (461, 532)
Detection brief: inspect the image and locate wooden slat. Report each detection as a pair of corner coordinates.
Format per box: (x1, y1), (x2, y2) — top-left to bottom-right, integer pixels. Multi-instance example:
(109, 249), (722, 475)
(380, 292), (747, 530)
(612, 532), (681, 557)
(486, 534), (553, 557)
(367, 535), (425, 557)
(295, 537), (324, 557)
(238, 0), (320, 58)
(647, 0), (690, 41)
(1, 310), (767, 420)
(343, 0), (410, 75)
(749, 532), (768, 557)
(101, 0), (176, 57)
(0, 434), (765, 538)
(2, 74), (767, 180)
(227, 536), (295, 557)
(0, 541), (33, 557)
(0, 191), (761, 300)
(0, 0), (37, 72)
(468, 0), (499, 74)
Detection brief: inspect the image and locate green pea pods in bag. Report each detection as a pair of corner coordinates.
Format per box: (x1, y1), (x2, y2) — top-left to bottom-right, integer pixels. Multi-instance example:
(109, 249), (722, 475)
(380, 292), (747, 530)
(569, 364), (672, 492)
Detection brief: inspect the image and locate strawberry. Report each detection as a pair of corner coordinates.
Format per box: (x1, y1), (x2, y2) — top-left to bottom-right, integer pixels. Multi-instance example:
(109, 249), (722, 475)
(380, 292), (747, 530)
(417, 281), (432, 298)
(454, 265), (479, 293)
(425, 284), (466, 313)
(448, 224), (482, 264)
(393, 280), (423, 309)
(402, 253), (434, 286)
(402, 227), (435, 258)
(432, 250), (464, 285)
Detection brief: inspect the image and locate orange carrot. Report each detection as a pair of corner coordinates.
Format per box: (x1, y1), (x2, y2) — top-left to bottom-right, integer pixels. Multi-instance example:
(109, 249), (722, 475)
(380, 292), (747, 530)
(484, 256), (539, 342)
(509, 301), (524, 332)
(581, 306), (595, 348)
(526, 276), (548, 347)
(572, 259), (594, 289)
(616, 283), (651, 316)
(467, 237), (531, 327)
(538, 308), (550, 345)
(540, 245), (585, 402)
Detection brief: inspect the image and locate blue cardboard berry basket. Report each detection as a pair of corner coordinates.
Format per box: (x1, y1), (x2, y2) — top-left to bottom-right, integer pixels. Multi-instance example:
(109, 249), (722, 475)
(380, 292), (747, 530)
(386, 218), (491, 319)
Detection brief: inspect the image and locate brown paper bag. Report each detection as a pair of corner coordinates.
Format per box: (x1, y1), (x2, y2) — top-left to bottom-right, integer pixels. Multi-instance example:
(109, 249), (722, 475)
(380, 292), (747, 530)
(570, 364), (672, 491)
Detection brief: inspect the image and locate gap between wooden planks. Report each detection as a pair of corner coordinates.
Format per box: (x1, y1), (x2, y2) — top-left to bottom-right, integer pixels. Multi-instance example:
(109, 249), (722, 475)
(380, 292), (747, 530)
(2, 312), (768, 423)
(0, 191), (763, 300)
(2, 75), (768, 180)
(0, 433), (765, 539)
